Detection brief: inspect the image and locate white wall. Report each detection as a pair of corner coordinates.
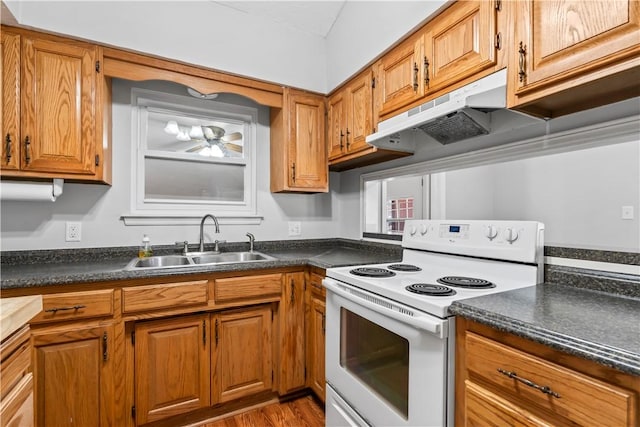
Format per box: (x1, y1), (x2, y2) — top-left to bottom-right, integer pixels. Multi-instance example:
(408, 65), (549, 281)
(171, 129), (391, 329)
(0, 80), (341, 250)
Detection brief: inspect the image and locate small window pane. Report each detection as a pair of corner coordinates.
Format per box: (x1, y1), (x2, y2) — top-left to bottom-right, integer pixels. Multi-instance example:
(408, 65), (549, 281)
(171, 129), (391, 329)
(144, 158), (245, 202)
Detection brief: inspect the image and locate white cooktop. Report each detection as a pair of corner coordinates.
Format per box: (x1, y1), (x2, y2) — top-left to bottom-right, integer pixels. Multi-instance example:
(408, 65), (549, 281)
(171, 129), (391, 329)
(326, 249), (539, 319)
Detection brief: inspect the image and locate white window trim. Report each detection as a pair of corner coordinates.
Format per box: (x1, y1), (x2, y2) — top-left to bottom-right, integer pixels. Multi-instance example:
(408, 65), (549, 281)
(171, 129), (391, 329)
(122, 88), (262, 226)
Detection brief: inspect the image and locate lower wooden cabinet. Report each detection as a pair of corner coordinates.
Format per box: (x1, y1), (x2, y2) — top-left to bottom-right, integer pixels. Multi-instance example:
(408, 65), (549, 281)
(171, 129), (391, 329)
(278, 272), (306, 395)
(456, 318), (639, 427)
(32, 323), (114, 427)
(1, 325), (35, 427)
(306, 273), (326, 402)
(133, 314), (210, 425)
(212, 305), (273, 404)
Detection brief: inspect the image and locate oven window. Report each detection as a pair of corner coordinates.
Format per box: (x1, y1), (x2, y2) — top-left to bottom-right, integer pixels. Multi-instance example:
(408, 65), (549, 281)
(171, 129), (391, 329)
(339, 308), (409, 419)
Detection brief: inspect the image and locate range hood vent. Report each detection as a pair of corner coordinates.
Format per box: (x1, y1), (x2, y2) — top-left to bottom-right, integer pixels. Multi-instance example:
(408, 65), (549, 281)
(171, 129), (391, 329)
(366, 69), (517, 149)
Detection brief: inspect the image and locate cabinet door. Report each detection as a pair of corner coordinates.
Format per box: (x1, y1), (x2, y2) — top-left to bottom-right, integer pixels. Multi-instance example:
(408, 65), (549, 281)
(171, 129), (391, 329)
(345, 70), (373, 154)
(32, 323), (114, 427)
(287, 89), (327, 191)
(377, 33), (423, 117)
(424, 0), (497, 93)
(134, 314), (210, 425)
(279, 272), (306, 395)
(1, 30), (20, 171)
(212, 306), (273, 404)
(21, 35), (97, 175)
(516, 0), (640, 91)
(327, 91), (346, 161)
(307, 295), (326, 402)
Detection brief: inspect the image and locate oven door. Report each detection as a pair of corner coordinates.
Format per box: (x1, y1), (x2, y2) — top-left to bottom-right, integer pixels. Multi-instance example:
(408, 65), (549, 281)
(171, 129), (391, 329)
(323, 278), (451, 427)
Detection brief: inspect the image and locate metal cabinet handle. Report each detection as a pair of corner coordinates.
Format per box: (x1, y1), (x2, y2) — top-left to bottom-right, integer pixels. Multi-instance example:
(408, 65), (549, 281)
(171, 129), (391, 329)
(424, 56), (430, 87)
(5, 134), (11, 163)
(339, 131), (344, 150)
(497, 368), (561, 398)
(291, 162), (296, 183)
(321, 313), (326, 334)
(413, 62), (419, 91)
(102, 332), (108, 361)
(518, 42), (527, 83)
(215, 318), (219, 346)
(44, 304), (87, 313)
(24, 136), (31, 164)
(290, 279), (295, 304)
(345, 128), (351, 150)
(203, 319), (206, 345)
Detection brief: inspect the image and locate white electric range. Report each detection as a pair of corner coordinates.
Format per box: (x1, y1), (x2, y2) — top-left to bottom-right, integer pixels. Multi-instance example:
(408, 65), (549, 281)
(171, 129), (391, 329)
(323, 219), (544, 427)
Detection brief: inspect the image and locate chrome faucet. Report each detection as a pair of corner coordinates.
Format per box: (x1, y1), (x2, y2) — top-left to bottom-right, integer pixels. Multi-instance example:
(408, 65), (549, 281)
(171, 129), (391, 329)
(246, 232), (255, 252)
(199, 214), (220, 252)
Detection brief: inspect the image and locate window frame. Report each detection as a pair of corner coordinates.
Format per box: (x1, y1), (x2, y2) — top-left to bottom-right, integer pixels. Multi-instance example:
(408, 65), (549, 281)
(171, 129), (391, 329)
(122, 88), (261, 226)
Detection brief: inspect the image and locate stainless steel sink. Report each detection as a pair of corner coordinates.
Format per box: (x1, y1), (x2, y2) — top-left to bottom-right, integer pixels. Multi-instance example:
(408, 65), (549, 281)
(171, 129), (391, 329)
(124, 251), (275, 270)
(192, 251), (275, 265)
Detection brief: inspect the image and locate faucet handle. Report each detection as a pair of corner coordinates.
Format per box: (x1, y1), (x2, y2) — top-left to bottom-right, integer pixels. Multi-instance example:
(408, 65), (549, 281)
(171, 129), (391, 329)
(213, 240), (226, 253)
(175, 241), (189, 255)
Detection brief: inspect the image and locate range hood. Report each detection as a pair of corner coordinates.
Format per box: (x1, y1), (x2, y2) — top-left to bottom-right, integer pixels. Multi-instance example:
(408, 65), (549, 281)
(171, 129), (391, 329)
(367, 69), (515, 148)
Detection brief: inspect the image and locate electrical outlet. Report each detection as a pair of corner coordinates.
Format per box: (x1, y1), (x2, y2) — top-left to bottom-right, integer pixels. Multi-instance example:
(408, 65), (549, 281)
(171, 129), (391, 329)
(66, 221), (82, 242)
(622, 206), (634, 220)
(288, 221), (301, 236)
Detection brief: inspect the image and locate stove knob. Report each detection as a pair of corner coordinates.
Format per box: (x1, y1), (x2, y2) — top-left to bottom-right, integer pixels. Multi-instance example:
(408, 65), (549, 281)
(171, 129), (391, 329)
(504, 227), (519, 244)
(420, 225), (428, 236)
(485, 225), (498, 241)
(409, 226), (417, 236)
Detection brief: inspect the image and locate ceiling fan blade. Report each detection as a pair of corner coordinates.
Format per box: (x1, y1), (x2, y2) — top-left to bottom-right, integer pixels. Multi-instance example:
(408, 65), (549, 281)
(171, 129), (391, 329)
(221, 132), (242, 142)
(185, 143), (208, 153)
(224, 142), (243, 153)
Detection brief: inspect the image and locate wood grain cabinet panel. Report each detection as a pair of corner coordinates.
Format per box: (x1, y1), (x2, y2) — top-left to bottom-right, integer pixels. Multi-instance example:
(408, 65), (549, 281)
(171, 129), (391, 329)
(212, 306), (273, 404)
(327, 91), (346, 161)
(122, 280), (208, 314)
(32, 323), (114, 427)
(424, 0), (497, 93)
(134, 314), (210, 424)
(31, 289), (114, 324)
(0, 26), (111, 183)
(509, 0), (640, 116)
(270, 88), (327, 193)
(213, 273), (282, 304)
(278, 272), (306, 395)
(306, 276), (326, 403)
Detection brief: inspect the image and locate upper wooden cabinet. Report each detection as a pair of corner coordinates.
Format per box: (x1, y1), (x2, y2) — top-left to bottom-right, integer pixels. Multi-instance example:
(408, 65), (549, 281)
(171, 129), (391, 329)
(377, 0), (498, 120)
(508, 0), (640, 117)
(1, 27), (111, 183)
(270, 88), (328, 193)
(328, 69), (412, 172)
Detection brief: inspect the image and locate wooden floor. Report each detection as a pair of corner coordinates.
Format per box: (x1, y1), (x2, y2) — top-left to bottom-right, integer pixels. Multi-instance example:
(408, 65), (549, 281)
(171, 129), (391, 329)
(194, 396), (325, 427)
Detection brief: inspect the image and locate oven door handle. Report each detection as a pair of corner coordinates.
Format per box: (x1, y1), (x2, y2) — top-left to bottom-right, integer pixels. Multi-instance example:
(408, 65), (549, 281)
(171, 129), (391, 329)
(323, 278), (447, 338)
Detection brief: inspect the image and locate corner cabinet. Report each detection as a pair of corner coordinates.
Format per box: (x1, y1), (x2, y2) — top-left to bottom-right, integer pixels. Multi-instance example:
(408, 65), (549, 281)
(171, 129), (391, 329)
(270, 88), (327, 193)
(305, 272), (326, 402)
(0, 27), (111, 183)
(508, 0), (640, 117)
(456, 318), (640, 426)
(278, 272), (306, 395)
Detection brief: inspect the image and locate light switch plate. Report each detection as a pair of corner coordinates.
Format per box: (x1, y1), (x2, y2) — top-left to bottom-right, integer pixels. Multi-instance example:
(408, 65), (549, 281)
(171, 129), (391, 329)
(288, 221), (301, 236)
(622, 206), (634, 220)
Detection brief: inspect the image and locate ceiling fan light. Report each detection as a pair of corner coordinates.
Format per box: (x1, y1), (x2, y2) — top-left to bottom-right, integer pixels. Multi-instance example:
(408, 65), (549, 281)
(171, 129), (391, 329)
(189, 125), (204, 139)
(164, 120), (180, 135)
(176, 130), (191, 141)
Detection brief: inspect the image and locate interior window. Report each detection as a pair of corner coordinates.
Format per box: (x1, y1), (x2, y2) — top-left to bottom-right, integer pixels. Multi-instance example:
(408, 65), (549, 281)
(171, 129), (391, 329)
(129, 89), (258, 219)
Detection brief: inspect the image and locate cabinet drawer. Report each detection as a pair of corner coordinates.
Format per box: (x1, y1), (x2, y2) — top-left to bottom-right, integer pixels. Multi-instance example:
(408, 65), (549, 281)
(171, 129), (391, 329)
(213, 274), (282, 304)
(466, 332), (636, 426)
(122, 280), (208, 314)
(0, 326), (30, 401)
(0, 373), (34, 427)
(309, 273), (325, 298)
(32, 289), (114, 324)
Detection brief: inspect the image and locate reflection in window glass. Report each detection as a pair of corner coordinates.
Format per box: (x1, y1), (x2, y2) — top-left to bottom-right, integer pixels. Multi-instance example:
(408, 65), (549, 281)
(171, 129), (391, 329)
(340, 308), (409, 419)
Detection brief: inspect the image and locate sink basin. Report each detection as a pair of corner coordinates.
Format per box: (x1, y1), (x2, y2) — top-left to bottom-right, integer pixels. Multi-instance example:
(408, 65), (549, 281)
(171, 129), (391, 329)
(126, 255), (193, 269)
(124, 252), (276, 270)
(192, 251), (275, 265)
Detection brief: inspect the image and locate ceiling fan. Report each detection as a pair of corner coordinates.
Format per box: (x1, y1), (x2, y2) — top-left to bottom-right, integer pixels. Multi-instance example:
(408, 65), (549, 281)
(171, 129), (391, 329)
(183, 125), (243, 157)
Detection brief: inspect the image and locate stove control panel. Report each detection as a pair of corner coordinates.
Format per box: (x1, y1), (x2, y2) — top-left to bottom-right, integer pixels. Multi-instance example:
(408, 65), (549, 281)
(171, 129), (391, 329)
(402, 220), (544, 264)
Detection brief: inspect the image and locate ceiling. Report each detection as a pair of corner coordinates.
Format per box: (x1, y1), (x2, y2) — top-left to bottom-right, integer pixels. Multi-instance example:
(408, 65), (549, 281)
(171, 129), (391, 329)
(212, 1), (347, 38)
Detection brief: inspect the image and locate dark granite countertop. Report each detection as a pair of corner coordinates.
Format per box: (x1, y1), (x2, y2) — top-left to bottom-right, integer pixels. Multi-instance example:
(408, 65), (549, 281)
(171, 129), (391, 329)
(0, 238), (402, 290)
(449, 283), (640, 376)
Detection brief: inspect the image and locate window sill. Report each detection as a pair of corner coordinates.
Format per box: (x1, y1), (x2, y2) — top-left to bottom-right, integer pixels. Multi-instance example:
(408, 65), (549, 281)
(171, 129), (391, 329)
(121, 214), (263, 226)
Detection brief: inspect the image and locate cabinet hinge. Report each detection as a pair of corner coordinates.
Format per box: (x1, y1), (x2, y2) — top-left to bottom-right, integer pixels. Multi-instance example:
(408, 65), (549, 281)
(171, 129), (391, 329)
(371, 77), (376, 89)
(131, 331), (135, 345)
(95, 154), (100, 166)
(271, 310), (274, 321)
(102, 332), (108, 361)
(305, 366), (307, 379)
(495, 0), (502, 11)
(272, 370), (274, 382)
(95, 60), (101, 73)
(131, 406), (136, 419)
(495, 33), (502, 50)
